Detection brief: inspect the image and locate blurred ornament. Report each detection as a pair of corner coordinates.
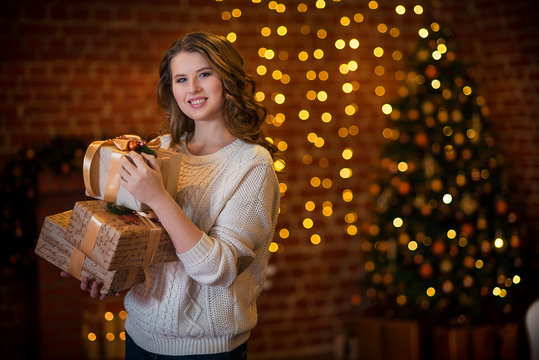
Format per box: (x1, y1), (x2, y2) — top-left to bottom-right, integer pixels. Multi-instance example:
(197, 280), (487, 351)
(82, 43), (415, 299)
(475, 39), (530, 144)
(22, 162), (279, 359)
(419, 262), (434, 278)
(423, 155), (436, 177)
(425, 64), (438, 79)
(432, 240), (446, 255)
(463, 256), (475, 269)
(414, 194), (426, 208)
(431, 178), (443, 192)
(453, 132), (465, 145)
(442, 280), (454, 293)
(398, 181), (411, 195)
(451, 110), (463, 123)
(414, 132), (429, 148)
(477, 216), (488, 230)
(417, 49), (429, 61)
(408, 109), (420, 121)
(460, 222), (475, 237)
(421, 204), (432, 216)
(461, 148), (473, 160)
(510, 234), (521, 248)
(460, 193), (478, 215)
(462, 275), (474, 287)
(495, 198), (508, 214)
(369, 183), (381, 196)
(422, 101), (435, 115)
(398, 233), (411, 245)
(440, 259), (453, 272)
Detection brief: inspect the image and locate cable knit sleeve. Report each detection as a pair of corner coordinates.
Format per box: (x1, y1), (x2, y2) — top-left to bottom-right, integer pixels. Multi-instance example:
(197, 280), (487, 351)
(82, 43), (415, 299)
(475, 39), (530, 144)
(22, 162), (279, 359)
(177, 158), (279, 287)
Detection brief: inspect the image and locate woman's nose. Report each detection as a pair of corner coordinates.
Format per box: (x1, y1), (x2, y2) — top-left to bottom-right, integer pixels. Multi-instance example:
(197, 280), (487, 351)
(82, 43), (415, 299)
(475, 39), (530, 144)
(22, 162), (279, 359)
(188, 78), (200, 93)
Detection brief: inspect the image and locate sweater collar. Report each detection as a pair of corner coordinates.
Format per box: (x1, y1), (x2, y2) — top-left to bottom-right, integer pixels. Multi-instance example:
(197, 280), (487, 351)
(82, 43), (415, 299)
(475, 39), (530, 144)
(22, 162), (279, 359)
(179, 138), (244, 164)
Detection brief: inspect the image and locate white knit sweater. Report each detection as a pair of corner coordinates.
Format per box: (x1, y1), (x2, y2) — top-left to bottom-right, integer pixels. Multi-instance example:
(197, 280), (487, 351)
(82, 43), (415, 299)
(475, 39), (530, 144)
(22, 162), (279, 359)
(123, 135), (280, 355)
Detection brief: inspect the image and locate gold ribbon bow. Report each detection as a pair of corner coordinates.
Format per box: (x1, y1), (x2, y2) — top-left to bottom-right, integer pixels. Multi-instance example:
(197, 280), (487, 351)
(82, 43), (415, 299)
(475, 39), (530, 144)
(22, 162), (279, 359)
(83, 135), (162, 203)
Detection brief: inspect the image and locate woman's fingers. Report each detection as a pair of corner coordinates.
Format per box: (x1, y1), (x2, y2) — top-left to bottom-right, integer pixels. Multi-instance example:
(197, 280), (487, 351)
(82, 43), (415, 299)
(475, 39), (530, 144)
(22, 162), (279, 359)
(141, 152), (159, 170)
(90, 281), (99, 298)
(127, 151), (147, 169)
(66, 274), (113, 301)
(81, 276), (90, 291)
(120, 155), (137, 175)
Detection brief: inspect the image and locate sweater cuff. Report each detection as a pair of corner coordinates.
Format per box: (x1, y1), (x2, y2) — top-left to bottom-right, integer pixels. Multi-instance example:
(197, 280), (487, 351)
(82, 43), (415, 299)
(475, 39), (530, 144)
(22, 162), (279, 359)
(176, 232), (214, 266)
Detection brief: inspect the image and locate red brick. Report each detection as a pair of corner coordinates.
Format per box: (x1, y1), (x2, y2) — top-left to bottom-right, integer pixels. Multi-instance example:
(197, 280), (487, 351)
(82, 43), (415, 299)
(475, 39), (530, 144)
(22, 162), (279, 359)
(1, 1), (538, 358)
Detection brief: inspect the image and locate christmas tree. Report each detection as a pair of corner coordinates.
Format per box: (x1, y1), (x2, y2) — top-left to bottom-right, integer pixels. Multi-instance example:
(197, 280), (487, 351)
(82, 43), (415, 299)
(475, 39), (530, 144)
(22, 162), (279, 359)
(358, 24), (530, 326)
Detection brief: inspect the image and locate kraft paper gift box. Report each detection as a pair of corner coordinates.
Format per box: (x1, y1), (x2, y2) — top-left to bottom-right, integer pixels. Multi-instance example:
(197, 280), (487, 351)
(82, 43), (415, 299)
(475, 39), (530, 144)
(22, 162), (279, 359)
(355, 316), (422, 360)
(65, 200), (178, 271)
(35, 210), (146, 295)
(83, 135), (181, 211)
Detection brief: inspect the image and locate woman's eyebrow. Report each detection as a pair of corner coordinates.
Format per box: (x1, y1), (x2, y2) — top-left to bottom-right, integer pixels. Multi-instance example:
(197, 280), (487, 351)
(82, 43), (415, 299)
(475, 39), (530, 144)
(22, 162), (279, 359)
(173, 66), (214, 78)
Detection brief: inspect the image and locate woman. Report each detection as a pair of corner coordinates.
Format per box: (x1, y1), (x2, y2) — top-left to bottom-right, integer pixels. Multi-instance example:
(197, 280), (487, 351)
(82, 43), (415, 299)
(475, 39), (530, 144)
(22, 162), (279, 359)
(85, 32), (280, 359)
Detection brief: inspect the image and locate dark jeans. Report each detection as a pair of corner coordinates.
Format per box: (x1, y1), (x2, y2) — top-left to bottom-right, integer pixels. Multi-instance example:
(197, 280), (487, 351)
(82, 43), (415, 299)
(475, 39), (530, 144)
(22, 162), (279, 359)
(125, 332), (248, 360)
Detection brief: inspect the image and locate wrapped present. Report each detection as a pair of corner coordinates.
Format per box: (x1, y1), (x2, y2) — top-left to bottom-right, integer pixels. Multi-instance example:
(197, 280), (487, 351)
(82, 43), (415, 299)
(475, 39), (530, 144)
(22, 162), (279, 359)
(433, 323), (519, 360)
(355, 316), (422, 360)
(83, 135), (181, 211)
(65, 200), (177, 271)
(35, 210), (146, 295)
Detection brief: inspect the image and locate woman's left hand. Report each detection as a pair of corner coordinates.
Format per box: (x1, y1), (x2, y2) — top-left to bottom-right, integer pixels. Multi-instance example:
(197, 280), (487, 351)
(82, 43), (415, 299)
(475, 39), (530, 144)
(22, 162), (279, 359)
(119, 151), (166, 208)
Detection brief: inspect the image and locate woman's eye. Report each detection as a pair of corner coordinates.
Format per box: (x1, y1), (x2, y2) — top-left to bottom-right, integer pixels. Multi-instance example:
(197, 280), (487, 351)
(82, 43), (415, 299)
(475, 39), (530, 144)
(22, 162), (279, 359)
(199, 72), (210, 78)
(176, 78), (186, 83)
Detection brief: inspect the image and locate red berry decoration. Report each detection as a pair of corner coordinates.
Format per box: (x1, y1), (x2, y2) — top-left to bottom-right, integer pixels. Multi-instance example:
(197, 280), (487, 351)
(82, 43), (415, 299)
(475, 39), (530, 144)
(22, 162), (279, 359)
(127, 141), (138, 151)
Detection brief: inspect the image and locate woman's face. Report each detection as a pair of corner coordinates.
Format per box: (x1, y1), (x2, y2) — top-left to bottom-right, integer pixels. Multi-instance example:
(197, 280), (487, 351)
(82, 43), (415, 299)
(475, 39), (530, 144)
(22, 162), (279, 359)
(170, 51), (225, 124)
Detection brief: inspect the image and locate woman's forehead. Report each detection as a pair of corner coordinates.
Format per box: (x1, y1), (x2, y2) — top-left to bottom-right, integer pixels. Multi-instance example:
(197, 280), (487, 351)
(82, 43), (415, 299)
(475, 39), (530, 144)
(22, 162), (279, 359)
(170, 51), (212, 74)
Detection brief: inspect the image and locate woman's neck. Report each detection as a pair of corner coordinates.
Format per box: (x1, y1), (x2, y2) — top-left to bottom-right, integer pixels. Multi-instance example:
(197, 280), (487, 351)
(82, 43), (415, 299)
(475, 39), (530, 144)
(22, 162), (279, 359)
(186, 125), (237, 156)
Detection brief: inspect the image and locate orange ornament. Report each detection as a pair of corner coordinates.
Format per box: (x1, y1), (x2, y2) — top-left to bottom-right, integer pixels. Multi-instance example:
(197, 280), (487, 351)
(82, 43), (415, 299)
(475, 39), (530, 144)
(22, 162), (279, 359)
(425, 64), (438, 79)
(398, 181), (411, 195)
(419, 263), (434, 279)
(496, 199), (508, 214)
(461, 222), (475, 236)
(414, 132), (429, 148)
(432, 241), (446, 255)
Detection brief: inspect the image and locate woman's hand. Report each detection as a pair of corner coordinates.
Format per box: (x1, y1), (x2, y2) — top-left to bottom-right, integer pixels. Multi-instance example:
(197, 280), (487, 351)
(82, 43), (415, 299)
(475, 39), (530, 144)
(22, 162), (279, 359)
(119, 151), (167, 208)
(60, 271), (120, 301)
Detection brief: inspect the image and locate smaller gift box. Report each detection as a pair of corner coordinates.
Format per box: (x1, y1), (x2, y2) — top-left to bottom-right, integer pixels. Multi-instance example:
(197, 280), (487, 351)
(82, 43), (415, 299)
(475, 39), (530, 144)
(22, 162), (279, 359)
(83, 135), (181, 211)
(65, 200), (178, 271)
(35, 210), (146, 295)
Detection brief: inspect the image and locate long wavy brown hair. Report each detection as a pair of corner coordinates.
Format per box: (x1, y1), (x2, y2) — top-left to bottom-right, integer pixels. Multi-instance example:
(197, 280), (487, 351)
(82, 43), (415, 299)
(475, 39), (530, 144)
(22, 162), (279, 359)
(157, 32), (278, 158)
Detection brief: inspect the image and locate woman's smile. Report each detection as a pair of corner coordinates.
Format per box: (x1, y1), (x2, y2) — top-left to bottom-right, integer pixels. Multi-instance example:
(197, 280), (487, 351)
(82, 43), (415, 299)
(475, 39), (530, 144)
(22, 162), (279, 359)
(171, 51), (225, 123)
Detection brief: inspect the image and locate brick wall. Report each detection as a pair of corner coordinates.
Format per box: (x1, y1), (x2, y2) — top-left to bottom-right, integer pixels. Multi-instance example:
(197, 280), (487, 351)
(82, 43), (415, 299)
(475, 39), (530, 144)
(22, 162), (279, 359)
(1, 0), (537, 359)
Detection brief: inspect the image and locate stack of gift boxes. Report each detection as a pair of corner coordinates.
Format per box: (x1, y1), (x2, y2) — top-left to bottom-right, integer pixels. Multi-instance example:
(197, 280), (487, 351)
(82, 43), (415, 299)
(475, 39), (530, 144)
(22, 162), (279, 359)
(35, 135), (181, 295)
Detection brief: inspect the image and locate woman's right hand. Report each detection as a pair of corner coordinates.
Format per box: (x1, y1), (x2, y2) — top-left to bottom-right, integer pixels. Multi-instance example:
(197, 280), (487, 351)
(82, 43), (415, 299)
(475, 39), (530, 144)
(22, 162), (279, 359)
(60, 271), (120, 301)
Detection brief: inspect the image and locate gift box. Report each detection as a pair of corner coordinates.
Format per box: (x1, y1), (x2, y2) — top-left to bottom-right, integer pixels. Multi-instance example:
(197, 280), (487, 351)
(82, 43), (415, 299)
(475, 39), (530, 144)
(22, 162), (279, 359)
(35, 210), (146, 295)
(355, 316), (422, 360)
(65, 200), (178, 271)
(433, 323), (519, 360)
(83, 135), (181, 211)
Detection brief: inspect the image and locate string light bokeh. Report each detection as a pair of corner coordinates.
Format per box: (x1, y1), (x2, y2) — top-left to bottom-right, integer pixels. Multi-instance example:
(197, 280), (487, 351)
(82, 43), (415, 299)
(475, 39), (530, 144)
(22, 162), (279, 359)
(77, 0), (531, 354)
(217, 0), (431, 254)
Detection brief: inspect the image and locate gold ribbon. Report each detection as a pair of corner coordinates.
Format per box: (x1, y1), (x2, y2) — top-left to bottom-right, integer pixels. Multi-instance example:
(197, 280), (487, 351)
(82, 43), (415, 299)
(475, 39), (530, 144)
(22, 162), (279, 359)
(83, 135), (162, 200)
(124, 267), (140, 290)
(66, 210), (163, 294)
(138, 215), (161, 294)
(67, 213), (104, 278)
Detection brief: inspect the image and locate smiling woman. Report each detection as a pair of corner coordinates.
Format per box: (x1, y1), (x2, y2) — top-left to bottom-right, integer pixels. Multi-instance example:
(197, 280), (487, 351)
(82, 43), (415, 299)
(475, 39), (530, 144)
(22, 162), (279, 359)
(70, 32), (282, 360)
(157, 32), (277, 156)
(170, 51), (228, 151)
